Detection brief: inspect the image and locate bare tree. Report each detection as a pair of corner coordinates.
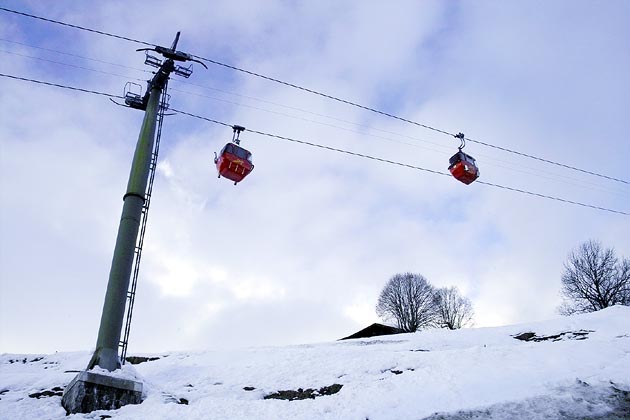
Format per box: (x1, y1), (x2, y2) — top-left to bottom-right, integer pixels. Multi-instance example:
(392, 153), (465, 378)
(559, 240), (630, 315)
(376, 273), (437, 332)
(433, 287), (474, 330)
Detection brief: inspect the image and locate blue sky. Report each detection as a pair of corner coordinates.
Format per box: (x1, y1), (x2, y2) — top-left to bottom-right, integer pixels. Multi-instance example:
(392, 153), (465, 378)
(0, 0), (628, 354)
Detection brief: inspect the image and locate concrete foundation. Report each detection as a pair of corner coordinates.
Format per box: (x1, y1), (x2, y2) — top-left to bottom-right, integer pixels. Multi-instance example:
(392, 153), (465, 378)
(61, 370), (143, 414)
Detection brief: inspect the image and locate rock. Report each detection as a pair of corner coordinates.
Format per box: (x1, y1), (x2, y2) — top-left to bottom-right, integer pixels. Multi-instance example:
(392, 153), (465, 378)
(513, 330), (593, 342)
(264, 384), (343, 401)
(125, 356), (160, 365)
(513, 332), (536, 341)
(29, 387), (64, 399)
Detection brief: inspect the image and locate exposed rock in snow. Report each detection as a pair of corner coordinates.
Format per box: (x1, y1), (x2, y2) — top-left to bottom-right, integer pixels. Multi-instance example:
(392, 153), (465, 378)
(0, 306), (629, 419)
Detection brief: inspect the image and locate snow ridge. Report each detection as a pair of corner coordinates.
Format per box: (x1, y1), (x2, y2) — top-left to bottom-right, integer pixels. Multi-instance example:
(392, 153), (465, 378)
(1, 306), (629, 419)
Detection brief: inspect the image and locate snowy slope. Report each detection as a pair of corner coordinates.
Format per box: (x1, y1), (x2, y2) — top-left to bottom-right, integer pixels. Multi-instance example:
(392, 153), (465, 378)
(1, 306), (629, 420)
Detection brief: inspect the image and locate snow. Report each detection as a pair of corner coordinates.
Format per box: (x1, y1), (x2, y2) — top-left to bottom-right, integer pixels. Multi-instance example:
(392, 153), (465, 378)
(1, 306), (629, 419)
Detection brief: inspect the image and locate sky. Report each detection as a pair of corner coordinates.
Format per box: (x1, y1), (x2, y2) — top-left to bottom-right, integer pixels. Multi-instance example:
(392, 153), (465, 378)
(0, 0), (628, 354)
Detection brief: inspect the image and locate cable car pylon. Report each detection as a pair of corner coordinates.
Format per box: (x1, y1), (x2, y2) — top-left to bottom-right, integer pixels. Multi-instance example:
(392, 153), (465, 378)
(118, 80), (169, 365)
(62, 32), (203, 415)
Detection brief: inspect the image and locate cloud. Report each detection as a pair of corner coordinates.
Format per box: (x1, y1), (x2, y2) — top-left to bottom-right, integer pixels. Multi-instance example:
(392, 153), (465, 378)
(0, 1), (628, 354)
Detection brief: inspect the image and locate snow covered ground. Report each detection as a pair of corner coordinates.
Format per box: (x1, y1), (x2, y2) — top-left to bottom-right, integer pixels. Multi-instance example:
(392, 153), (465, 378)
(1, 306), (629, 420)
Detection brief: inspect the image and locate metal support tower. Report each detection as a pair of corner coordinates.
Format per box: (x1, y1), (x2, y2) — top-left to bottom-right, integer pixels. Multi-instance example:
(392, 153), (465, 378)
(87, 81), (163, 371)
(119, 81), (169, 363)
(86, 32), (201, 372)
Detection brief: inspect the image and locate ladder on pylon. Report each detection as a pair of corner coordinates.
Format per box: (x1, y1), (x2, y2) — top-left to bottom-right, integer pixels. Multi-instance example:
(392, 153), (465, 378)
(119, 83), (170, 363)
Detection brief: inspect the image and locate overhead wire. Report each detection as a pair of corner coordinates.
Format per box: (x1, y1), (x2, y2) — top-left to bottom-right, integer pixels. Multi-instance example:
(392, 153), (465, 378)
(170, 108), (629, 217)
(167, 86), (629, 197)
(0, 49), (147, 83)
(189, 56), (629, 185)
(168, 86), (437, 149)
(1, 71), (627, 216)
(3, 36), (625, 195)
(164, 81), (630, 197)
(171, 108), (462, 177)
(173, 78), (393, 130)
(0, 72), (122, 99)
(148, 78), (630, 189)
(0, 38), (153, 74)
(0, 7), (153, 47)
(7, 43), (424, 148)
(1, 6), (627, 186)
(2, 40), (627, 196)
(4, 44), (623, 196)
(4, 41), (624, 196)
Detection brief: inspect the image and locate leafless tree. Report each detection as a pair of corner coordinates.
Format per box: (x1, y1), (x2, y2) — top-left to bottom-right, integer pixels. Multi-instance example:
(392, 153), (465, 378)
(376, 273), (437, 332)
(433, 287), (475, 330)
(559, 240), (630, 315)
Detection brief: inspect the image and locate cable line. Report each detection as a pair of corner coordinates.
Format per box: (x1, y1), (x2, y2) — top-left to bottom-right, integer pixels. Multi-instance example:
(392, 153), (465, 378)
(0, 72), (122, 99)
(171, 85), (628, 196)
(0, 7), (153, 47)
(194, 55), (455, 134)
(473, 180), (626, 214)
(171, 108), (629, 217)
(4, 49), (622, 195)
(168, 86), (629, 197)
(168, 86), (443, 150)
(2, 40), (623, 195)
(0, 38), (153, 74)
(0, 49), (147, 82)
(190, 55), (630, 185)
(172, 108), (448, 177)
(2, 5), (626, 185)
(161, 83), (630, 197)
(4, 44), (622, 196)
(1, 73), (627, 216)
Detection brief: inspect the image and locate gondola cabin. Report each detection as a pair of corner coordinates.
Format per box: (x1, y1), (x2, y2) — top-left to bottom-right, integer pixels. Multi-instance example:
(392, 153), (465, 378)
(448, 151), (480, 185)
(214, 143), (254, 184)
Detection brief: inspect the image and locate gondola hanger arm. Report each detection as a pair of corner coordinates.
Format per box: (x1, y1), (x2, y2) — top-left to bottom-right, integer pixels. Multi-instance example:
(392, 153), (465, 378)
(454, 132), (465, 150)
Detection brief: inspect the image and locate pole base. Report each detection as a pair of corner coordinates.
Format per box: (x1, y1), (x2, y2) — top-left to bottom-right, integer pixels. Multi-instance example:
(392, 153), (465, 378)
(61, 370), (143, 414)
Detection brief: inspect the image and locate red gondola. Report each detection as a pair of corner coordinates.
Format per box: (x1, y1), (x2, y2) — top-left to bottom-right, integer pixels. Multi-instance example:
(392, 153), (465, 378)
(448, 133), (479, 185)
(214, 125), (254, 185)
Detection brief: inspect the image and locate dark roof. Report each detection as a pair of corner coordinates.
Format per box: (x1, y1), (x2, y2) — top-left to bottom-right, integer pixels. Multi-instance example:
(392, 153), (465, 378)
(340, 323), (404, 340)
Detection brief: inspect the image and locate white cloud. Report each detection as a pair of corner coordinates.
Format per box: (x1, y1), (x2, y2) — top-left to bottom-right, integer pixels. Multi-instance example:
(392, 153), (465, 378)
(0, 0), (628, 354)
